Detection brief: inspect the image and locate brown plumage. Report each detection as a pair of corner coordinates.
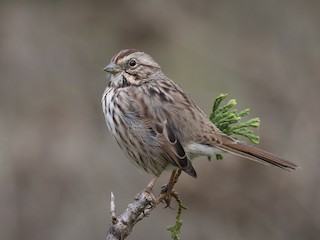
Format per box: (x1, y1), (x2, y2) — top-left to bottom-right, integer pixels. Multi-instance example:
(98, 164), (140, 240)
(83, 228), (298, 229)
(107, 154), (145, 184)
(102, 49), (297, 178)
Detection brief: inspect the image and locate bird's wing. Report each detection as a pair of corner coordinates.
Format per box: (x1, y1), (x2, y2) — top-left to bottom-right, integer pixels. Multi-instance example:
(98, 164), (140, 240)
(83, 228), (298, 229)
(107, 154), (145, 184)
(151, 120), (197, 177)
(123, 82), (197, 177)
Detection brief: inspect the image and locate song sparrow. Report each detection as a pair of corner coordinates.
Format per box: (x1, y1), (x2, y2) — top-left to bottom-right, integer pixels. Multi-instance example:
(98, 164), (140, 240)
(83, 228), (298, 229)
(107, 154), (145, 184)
(102, 49), (297, 180)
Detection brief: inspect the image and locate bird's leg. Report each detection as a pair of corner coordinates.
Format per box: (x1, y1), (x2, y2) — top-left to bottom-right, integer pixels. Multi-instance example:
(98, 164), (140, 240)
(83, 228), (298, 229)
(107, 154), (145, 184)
(145, 174), (160, 202)
(146, 176), (159, 192)
(172, 169), (182, 186)
(159, 169), (182, 207)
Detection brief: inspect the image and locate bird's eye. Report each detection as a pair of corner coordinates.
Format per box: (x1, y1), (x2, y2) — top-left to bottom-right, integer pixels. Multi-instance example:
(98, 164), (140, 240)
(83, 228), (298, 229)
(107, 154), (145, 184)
(128, 59), (137, 67)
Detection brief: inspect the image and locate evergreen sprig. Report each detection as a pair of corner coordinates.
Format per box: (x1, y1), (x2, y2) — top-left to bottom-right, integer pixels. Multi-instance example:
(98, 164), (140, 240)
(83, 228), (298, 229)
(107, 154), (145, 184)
(209, 93), (260, 160)
(166, 198), (187, 240)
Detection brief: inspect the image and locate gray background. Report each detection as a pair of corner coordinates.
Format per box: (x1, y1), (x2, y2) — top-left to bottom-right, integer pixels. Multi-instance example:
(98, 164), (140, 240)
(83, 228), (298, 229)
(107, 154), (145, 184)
(1, 1), (319, 239)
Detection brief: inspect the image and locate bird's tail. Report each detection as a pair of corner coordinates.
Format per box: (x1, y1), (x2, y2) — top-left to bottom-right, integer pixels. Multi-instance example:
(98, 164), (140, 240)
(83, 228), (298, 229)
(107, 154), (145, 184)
(217, 136), (297, 170)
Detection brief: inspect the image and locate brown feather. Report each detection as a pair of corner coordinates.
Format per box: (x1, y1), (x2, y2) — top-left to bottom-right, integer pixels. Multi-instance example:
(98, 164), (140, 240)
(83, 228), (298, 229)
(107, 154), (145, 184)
(217, 135), (297, 170)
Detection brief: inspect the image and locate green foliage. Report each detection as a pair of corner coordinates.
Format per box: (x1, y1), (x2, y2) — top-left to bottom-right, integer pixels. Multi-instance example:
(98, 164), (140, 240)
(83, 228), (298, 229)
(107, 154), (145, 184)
(209, 93), (260, 160)
(167, 201), (187, 240)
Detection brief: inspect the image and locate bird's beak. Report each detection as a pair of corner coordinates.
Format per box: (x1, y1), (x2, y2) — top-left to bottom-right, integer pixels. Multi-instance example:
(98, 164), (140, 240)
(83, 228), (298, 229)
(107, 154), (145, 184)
(103, 62), (121, 74)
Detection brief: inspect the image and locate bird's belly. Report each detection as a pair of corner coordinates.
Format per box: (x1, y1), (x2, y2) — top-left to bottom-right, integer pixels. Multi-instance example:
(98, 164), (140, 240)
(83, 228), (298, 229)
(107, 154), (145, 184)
(185, 142), (223, 159)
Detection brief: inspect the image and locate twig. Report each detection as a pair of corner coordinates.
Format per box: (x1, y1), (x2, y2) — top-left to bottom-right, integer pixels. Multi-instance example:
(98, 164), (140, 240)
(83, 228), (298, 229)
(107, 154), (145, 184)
(110, 192), (118, 224)
(106, 170), (183, 240)
(106, 190), (156, 240)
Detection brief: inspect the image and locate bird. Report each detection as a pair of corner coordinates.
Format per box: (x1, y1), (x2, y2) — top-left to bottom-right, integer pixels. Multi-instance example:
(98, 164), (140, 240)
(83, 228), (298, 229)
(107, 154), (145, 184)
(102, 49), (297, 193)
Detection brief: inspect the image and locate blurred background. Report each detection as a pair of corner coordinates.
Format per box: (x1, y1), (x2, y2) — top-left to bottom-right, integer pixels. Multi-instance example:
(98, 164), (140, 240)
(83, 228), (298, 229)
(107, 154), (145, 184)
(1, 0), (319, 239)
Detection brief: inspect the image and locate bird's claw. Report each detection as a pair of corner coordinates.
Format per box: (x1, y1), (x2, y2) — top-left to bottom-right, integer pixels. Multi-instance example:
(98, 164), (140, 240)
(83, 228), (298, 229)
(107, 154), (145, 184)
(160, 183), (175, 208)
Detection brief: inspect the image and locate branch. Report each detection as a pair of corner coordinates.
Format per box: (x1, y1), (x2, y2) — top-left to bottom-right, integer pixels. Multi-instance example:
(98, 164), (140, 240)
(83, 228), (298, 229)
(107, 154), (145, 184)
(106, 172), (184, 240)
(106, 190), (156, 240)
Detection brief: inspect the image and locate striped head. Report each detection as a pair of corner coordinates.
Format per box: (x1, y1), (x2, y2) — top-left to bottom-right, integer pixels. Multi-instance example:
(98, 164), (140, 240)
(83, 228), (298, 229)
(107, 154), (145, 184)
(103, 49), (161, 88)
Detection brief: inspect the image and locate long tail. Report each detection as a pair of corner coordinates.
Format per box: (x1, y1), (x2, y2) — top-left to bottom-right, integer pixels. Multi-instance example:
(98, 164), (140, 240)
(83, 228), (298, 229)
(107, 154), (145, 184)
(218, 136), (297, 171)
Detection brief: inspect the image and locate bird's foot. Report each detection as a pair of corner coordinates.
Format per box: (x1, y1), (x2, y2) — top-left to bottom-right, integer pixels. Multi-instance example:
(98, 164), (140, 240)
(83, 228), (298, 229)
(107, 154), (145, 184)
(157, 170), (182, 208)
